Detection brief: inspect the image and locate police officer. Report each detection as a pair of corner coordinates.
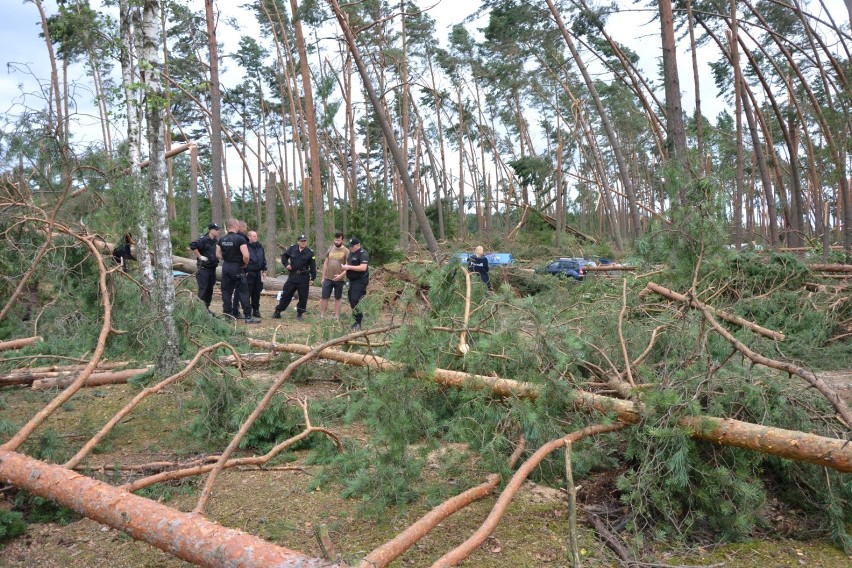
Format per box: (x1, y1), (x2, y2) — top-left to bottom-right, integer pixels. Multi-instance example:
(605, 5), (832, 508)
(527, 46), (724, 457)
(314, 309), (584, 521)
(189, 223), (220, 316)
(333, 237), (369, 330)
(216, 219), (258, 324)
(272, 234), (316, 320)
(245, 231), (268, 319)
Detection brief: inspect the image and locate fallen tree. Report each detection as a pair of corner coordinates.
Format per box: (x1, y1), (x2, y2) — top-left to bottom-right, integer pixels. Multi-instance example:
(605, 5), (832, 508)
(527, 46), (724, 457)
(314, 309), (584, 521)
(249, 340), (852, 473)
(0, 450), (336, 568)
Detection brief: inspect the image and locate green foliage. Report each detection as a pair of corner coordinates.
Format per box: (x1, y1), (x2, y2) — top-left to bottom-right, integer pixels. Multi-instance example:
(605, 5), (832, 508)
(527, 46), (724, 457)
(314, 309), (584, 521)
(345, 185), (405, 266)
(0, 509), (27, 541)
(188, 371), (323, 456)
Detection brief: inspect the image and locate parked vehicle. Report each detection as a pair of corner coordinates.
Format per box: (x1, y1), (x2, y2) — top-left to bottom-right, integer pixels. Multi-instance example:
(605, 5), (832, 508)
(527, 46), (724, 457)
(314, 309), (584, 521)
(538, 257), (597, 281)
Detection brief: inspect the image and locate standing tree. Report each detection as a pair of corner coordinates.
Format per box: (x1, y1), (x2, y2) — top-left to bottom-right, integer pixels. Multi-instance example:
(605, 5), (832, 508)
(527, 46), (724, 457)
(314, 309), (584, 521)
(141, 0), (180, 375)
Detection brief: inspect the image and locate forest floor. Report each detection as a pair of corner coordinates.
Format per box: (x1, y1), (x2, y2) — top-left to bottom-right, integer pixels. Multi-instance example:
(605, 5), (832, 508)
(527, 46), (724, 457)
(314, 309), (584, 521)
(1, 281), (851, 567)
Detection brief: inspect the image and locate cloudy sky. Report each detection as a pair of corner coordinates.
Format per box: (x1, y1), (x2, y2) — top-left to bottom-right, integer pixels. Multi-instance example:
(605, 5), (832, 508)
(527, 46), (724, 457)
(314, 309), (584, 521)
(1, 1), (847, 152)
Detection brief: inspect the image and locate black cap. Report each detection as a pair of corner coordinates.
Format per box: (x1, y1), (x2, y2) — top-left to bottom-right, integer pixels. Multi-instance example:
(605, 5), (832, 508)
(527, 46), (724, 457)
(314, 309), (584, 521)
(298, 234), (307, 241)
(208, 223), (220, 231)
(348, 237), (360, 246)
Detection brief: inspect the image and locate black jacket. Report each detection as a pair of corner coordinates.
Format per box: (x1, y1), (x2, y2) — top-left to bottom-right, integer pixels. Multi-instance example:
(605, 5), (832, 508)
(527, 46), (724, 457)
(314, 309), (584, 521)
(282, 244), (316, 280)
(246, 241), (268, 272)
(219, 232), (248, 264)
(189, 234), (219, 268)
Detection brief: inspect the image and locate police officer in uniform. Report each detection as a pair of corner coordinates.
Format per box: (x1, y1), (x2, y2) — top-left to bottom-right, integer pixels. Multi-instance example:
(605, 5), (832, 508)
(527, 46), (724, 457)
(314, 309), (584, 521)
(245, 231), (268, 319)
(272, 234), (316, 320)
(190, 223), (220, 315)
(216, 219), (258, 324)
(333, 237), (369, 330)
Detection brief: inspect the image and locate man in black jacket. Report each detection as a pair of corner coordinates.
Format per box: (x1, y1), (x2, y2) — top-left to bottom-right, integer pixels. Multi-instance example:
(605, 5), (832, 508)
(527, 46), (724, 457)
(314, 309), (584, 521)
(216, 219), (258, 324)
(189, 223), (220, 315)
(333, 237), (369, 330)
(272, 235), (316, 320)
(245, 231), (268, 319)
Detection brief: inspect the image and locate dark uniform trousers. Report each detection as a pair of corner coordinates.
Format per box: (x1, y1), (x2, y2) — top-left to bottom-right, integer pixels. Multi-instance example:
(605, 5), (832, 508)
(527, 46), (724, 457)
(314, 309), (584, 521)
(196, 267), (217, 308)
(221, 262), (250, 316)
(275, 271), (311, 316)
(348, 276), (368, 325)
(246, 271), (263, 316)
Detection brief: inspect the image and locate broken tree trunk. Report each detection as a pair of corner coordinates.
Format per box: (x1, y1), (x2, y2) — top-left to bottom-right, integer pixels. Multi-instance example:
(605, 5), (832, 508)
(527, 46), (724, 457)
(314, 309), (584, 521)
(641, 282), (785, 341)
(0, 450), (335, 568)
(251, 340), (852, 472)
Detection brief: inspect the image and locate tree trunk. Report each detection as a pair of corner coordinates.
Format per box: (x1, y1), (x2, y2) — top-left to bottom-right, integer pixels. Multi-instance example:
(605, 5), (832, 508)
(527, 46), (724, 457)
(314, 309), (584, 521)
(290, 0), (326, 253)
(204, 0), (225, 225)
(265, 172), (278, 277)
(545, 0), (643, 239)
(328, 0), (441, 259)
(142, 0), (179, 376)
(0, 451), (334, 568)
(250, 340), (852, 473)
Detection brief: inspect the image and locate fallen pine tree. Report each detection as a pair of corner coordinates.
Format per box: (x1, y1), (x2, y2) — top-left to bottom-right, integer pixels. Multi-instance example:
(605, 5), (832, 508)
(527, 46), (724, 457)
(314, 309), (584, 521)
(249, 339), (852, 473)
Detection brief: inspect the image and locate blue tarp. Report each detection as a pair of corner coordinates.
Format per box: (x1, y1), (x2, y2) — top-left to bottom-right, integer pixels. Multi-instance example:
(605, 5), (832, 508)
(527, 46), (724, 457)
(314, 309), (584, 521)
(455, 252), (514, 267)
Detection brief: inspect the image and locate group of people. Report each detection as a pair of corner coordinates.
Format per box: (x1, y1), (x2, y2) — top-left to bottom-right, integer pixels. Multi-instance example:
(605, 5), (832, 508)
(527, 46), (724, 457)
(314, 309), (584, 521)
(189, 221), (369, 330)
(190, 219), (267, 324)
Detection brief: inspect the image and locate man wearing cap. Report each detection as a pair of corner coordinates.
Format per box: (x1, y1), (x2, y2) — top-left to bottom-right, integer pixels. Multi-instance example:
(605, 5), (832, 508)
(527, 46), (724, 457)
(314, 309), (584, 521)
(189, 223), (220, 316)
(272, 234), (316, 320)
(216, 219), (258, 324)
(334, 237), (369, 330)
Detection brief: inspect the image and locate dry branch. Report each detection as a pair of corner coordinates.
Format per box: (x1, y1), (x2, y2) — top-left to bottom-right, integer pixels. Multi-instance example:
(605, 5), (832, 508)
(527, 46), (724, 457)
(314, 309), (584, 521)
(1, 225), (114, 452)
(122, 396), (341, 493)
(361, 438), (526, 568)
(252, 341), (852, 472)
(642, 282), (785, 340)
(194, 326), (399, 514)
(0, 450), (335, 568)
(643, 282), (852, 428)
(0, 336), (42, 352)
(431, 422), (626, 567)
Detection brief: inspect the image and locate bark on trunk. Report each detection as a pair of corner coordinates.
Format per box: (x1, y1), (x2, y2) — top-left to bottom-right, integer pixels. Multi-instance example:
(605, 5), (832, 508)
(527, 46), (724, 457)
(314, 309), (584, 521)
(142, 0), (180, 376)
(0, 336), (42, 352)
(0, 450), (334, 568)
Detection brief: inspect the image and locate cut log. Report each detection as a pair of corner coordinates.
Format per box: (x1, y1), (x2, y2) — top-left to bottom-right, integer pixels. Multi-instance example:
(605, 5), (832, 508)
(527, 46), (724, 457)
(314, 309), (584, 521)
(0, 336), (42, 352)
(642, 282), (785, 341)
(808, 263), (852, 273)
(251, 340), (852, 473)
(31, 368), (152, 390)
(0, 450), (335, 568)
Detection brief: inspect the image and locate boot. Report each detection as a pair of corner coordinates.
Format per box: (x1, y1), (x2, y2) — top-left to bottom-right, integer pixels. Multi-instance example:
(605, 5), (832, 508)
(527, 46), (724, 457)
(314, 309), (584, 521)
(245, 316), (260, 324)
(253, 309), (262, 319)
(272, 309), (282, 319)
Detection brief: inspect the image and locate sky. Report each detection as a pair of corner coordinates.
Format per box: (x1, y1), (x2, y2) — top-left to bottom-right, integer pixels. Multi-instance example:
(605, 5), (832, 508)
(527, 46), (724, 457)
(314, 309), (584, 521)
(1, 1), (848, 171)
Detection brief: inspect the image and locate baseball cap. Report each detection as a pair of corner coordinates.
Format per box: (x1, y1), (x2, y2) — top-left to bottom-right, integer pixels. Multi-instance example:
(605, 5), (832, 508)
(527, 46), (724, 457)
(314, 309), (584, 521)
(208, 223), (220, 231)
(348, 237), (360, 246)
(298, 234), (307, 241)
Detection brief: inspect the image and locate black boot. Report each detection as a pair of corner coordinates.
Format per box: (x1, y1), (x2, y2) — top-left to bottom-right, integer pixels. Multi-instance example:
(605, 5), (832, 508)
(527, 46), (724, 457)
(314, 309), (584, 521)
(253, 309), (262, 319)
(272, 309), (282, 319)
(245, 315), (260, 324)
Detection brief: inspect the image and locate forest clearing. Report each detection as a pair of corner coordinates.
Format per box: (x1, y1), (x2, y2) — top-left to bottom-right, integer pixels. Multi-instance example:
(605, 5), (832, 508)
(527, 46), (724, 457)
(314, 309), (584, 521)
(1, 0), (851, 566)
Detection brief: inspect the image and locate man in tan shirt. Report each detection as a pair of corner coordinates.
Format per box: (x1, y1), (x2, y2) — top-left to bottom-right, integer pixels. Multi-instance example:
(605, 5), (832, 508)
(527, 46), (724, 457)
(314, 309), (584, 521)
(319, 231), (349, 318)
